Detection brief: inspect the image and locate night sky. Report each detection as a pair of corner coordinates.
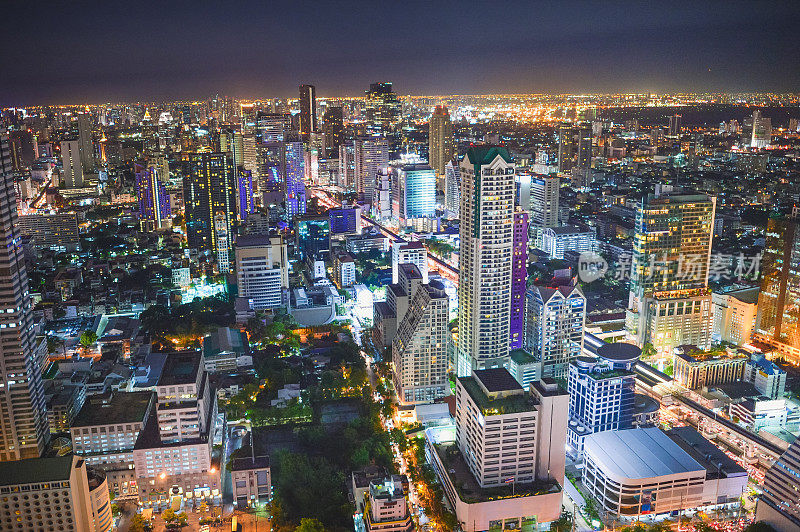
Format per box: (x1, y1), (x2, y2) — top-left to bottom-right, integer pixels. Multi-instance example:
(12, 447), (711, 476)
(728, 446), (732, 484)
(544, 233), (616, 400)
(2, 0), (800, 105)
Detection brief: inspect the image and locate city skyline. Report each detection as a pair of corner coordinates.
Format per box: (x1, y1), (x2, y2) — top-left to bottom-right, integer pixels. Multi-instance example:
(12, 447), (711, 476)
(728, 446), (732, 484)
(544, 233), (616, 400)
(2, 1), (800, 105)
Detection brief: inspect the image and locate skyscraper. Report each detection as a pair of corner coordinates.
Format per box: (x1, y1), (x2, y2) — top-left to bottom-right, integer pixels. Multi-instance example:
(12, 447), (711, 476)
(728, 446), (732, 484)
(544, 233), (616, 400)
(365, 82), (402, 157)
(444, 160), (461, 215)
(235, 234), (289, 310)
(557, 124), (577, 172)
(322, 106), (343, 158)
(668, 114), (683, 136)
(577, 124), (592, 168)
(756, 437), (800, 530)
(299, 84), (317, 138)
(626, 186), (716, 355)
(510, 210), (529, 350)
(134, 160), (171, 231)
(530, 175), (560, 248)
(393, 162), (436, 231)
(525, 282), (586, 378)
(392, 241), (428, 285)
(182, 152), (237, 268)
(751, 109), (772, 148)
(754, 210), (800, 364)
(237, 169), (255, 221)
(77, 112), (94, 172)
(428, 105), (454, 179)
(457, 146), (515, 376)
(284, 140), (307, 220)
(60, 139), (84, 188)
(354, 137), (389, 202)
(0, 131), (49, 460)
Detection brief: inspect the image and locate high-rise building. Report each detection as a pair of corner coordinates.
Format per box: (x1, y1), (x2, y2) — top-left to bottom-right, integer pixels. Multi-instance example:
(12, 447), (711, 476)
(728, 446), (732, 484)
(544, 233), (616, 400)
(17, 212), (81, 252)
(751, 110), (772, 148)
(525, 282), (586, 378)
(626, 187), (716, 355)
(668, 114), (683, 136)
(354, 137), (389, 202)
(60, 139), (84, 188)
(428, 105), (454, 178)
(77, 112), (94, 172)
(557, 125), (577, 173)
(284, 140), (306, 220)
(756, 435), (800, 530)
(567, 343), (639, 454)
(235, 234), (289, 310)
(393, 162), (436, 231)
(329, 206), (360, 235)
(510, 210), (529, 350)
(530, 175), (560, 248)
(392, 279), (450, 404)
(241, 134), (260, 195)
(711, 287), (759, 346)
(322, 106), (344, 158)
(365, 82), (402, 157)
(182, 152), (237, 266)
(755, 212), (800, 361)
(214, 212), (231, 273)
(392, 241), (428, 285)
(237, 169), (256, 221)
(339, 142), (356, 191)
(298, 84), (317, 137)
(577, 124), (592, 168)
(0, 131), (49, 461)
(457, 146), (515, 376)
(444, 160), (461, 215)
(134, 160), (171, 231)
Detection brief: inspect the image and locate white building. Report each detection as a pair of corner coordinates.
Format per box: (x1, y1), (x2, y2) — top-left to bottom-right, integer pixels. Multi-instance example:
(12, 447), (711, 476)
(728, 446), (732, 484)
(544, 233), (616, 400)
(172, 267), (191, 288)
(731, 398), (788, 431)
(541, 225), (597, 259)
(333, 251), (357, 289)
(457, 146), (515, 376)
(392, 241), (428, 284)
(364, 476), (414, 532)
(235, 234), (288, 310)
(444, 160), (461, 216)
(530, 175), (560, 248)
(61, 139), (84, 188)
(354, 137), (389, 202)
(583, 427), (747, 520)
(711, 287), (758, 346)
(744, 353), (786, 399)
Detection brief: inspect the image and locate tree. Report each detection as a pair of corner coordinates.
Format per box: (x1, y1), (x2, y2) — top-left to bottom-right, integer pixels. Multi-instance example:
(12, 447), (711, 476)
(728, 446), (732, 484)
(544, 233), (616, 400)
(295, 518), (326, 532)
(80, 330), (98, 349)
(162, 508), (177, 522)
(642, 343), (657, 360)
(129, 514), (147, 532)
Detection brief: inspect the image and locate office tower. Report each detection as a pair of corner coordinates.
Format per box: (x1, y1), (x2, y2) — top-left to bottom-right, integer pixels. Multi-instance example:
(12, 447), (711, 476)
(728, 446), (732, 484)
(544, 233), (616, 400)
(428, 105), (454, 179)
(329, 206), (360, 235)
(530, 175), (560, 248)
(8, 130), (37, 170)
(299, 84), (317, 137)
(650, 126), (665, 147)
(0, 455), (113, 532)
(322, 107), (344, 158)
(235, 234), (289, 310)
(668, 114), (682, 136)
(510, 210), (529, 350)
(134, 160), (171, 231)
(70, 391), (155, 499)
(0, 131), (49, 461)
(296, 216), (330, 260)
(751, 109), (772, 148)
(392, 241), (428, 284)
(133, 352), (220, 504)
(525, 281), (586, 378)
(373, 167), (393, 222)
(567, 343), (639, 454)
(363, 476), (414, 532)
(711, 287), (759, 346)
(577, 124), (592, 168)
(284, 140), (307, 220)
(393, 162), (436, 231)
(457, 369), (566, 488)
(241, 134), (260, 196)
(757, 435), (800, 529)
(339, 142), (356, 190)
(626, 187), (716, 355)
(182, 152), (237, 265)
(755, 211), (800, 363)
(61, 139), (84, 188)
(77, 112), (94, 172)
(457, 146), (515, 376)
(237, 169), (255, 221)
(557, 124), (577, 172)
(214, 212), (231, 273)
(392, 278), (449, 404)
(364, 82), (402, 157)
(444, 160), (461, 215)
(257, 112), (291, 144)
(354, 137), (389, 202)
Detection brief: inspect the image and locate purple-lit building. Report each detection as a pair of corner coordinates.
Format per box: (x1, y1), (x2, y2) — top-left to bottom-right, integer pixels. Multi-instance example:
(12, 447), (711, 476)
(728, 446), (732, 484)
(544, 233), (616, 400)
(237, 169), (255, 221)
(284, 141), (306, 221)
(134, 160), (170, 231)
(510, 210), (529, 349)
(329, 206), (360, 235)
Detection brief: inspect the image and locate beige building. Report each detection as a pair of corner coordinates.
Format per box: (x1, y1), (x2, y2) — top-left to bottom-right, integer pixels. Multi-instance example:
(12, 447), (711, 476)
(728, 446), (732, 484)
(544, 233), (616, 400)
(0, 455), (112, 532)
(231, 456), (271, 510)
(711, 287), (759, 346)
(364, 476), (414, 532)
(235, 234), (288, 310)
(673, 347), (747, 390)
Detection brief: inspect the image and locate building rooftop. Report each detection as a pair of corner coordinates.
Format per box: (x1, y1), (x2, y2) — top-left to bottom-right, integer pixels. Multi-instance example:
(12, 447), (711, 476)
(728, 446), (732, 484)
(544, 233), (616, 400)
(666, 426), (747, 479)
(231, 456), (270, 471)
(72, 391), (154, 427)
(460, 373), (536, 416)
(545, 225), (592, 235)
(0, 456), (75, 486)
(597, 342), (641, 363)
(236, 234), (279, 248)
(509, 349), (537, 365)
(473, 368), (524, 393)
(158, 351), (202, 386)
(584, 428), (705, 480)
(464, 145), (513, 166)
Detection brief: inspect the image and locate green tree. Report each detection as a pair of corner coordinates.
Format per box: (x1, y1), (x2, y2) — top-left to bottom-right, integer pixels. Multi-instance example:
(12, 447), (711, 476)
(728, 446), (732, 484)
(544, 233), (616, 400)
(162, 508), (177, 522)
(80, 330), (98, 348)
(642, 342), (657, 360)
(295, 517), (326, 532)
(129, 514), (147, 532)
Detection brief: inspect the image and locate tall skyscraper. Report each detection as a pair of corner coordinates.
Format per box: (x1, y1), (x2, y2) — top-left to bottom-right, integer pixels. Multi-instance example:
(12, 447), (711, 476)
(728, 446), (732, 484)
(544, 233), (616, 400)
(510, 210), (529, 350)
(444, 160), (461, 215)
(626, 186), (716, 355)
(0, 131), (49, 460)
(354, 137), (389, 202)
(392, 241), (428, 285)
(525, 281), (586, 378)
(557, 124), (577, 172)
(182, 152), (237, 268)
(530, 175), (560, 248)
(60, 139), (84, 188)
(322, 106), (344, 158)
(754, 210), (800, 364)
(392, 278), (449, 404)
(756, 437), (800, 530)
(237, 169), (256, 221)
(284, 140), (307, 220)
(393, 162), (436, 231)
(299, 84), (317, 138)
(668, 114), (683, 136)
(365, 82), (402, 157)
(751, 109), (772, 148)
(134, 160), (171, 231)
(77, 112), (94, 172)
(457, 146), (515, 376)
(428, 105), (454, 179)
(577, 124), (592, 168)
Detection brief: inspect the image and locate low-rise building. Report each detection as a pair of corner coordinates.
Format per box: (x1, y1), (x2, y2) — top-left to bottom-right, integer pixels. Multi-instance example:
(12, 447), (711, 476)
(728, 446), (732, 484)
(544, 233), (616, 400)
(202, 327), (251, 373)
(673, 347), (747, 390)
(333, 250), (357, 288)
(364, 476), (414, 532)
(731, 397), (788, 431)
(231, 456), (271, 510)
(541, 225), (597, 259)
(744, 353), (786, 399)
